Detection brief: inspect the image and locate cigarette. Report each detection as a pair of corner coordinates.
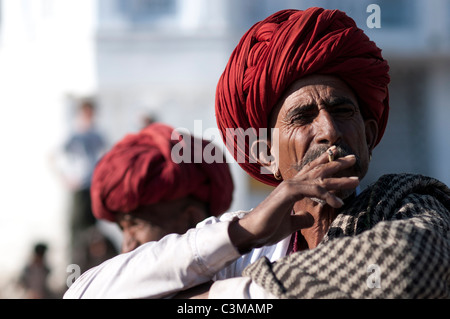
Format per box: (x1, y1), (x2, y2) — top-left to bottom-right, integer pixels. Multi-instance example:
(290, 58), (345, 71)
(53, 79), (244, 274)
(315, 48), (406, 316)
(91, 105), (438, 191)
(327, 149), (334, 162)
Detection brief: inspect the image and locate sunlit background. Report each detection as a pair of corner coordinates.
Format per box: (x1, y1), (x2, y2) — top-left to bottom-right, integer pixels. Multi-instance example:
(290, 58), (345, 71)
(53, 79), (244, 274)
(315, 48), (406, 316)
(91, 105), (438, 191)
(0, 0), (449, 298)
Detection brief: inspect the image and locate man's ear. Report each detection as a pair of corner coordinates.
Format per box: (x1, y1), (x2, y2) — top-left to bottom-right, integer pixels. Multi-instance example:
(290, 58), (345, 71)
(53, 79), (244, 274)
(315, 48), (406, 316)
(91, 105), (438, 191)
(364, 119), (378, 153)
(250, 139), (280, 177)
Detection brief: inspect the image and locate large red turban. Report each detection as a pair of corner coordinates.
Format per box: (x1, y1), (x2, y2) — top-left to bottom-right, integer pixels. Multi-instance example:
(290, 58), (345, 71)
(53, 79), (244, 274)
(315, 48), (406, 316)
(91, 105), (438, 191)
(91, 123), (234, 222)
(215, 8), (390, 186)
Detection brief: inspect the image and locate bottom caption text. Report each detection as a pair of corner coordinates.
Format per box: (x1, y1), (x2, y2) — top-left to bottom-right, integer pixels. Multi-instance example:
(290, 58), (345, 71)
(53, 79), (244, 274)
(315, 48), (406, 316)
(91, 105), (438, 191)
(177, 302), (274, 316)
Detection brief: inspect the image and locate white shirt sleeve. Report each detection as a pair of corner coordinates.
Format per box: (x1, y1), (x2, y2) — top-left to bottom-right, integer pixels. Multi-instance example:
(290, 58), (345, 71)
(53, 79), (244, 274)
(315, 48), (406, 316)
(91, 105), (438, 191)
(64, 218), (241, 299)
(63, 210), (291, 299)
(208, 277), (278, 299)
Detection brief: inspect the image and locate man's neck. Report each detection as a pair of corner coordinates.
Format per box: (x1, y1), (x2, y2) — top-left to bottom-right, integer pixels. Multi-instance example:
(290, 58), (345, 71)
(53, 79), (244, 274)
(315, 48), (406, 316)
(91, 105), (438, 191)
(294, 199), (339, 249)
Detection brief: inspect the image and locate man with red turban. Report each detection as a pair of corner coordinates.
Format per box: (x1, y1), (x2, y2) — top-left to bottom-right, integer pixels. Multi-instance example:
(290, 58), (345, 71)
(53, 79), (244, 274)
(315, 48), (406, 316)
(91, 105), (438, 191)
(65, 8), (449, 299)
(215, 8), (389, 187)
(210, 8), (450, 298)
(90, 122), (233, 253)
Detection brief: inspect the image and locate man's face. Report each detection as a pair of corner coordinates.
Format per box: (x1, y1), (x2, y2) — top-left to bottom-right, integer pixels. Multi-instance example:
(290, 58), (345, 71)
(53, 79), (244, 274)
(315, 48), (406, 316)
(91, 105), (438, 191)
(116, 199), (195, 253)
(270, 75), (375, 193)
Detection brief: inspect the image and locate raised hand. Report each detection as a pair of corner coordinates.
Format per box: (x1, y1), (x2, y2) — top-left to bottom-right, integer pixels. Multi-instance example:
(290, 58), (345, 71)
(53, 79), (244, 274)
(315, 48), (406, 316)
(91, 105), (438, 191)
(228, 146), (360, 253)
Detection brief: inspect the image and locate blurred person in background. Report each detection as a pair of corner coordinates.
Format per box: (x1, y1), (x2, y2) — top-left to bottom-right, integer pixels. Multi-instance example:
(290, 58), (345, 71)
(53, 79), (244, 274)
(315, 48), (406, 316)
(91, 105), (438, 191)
(64, 122), (234, 298)
(70, 226), (118, 274)
(52, 99), (112, 270)
(77, 122), (233, 254)
(140, 112), (157, 129)
(19, 242), (52, 299)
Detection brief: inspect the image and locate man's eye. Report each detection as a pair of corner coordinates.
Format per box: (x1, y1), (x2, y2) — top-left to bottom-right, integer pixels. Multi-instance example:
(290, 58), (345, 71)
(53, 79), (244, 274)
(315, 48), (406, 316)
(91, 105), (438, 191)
(332, 106), (355, 117)
(123, 219), (142, 230)
(131, 220), (145, 229)
(290, 112), (315, 125)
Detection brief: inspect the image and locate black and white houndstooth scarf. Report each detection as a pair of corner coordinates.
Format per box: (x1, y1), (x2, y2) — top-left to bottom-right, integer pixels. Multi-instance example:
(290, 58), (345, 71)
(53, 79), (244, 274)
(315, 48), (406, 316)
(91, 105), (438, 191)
(242, 173), (450, 298)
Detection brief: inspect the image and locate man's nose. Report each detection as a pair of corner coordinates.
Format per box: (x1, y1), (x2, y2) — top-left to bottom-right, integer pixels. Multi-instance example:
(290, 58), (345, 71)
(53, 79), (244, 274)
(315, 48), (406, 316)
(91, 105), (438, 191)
(314, 110), (342, 146)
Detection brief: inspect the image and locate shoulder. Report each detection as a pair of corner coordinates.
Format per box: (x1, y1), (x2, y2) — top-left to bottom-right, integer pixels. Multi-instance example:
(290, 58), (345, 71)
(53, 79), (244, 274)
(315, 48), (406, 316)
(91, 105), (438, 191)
(327, 173), (450, 238)
(361, 173), (450, 209)
(373, 173), (449, 191)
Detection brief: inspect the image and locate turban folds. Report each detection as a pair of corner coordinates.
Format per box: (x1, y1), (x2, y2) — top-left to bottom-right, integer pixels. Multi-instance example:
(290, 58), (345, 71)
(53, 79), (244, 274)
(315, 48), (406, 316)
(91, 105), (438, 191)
(215, 8), (390, 186)
(91, 123), (234, 222)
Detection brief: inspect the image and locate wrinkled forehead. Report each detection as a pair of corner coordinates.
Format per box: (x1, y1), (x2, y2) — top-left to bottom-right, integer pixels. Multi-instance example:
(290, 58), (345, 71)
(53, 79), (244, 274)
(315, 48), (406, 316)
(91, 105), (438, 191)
(269, 74), (359, 127)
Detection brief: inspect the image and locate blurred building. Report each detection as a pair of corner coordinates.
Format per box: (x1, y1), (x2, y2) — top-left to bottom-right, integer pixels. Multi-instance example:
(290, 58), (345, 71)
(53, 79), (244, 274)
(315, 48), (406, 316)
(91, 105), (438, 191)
(0, 0), (449, 296)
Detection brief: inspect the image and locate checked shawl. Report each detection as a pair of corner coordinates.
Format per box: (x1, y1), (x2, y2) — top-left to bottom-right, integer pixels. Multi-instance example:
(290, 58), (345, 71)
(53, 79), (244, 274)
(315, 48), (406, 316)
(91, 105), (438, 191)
(242, 174), (450, 298)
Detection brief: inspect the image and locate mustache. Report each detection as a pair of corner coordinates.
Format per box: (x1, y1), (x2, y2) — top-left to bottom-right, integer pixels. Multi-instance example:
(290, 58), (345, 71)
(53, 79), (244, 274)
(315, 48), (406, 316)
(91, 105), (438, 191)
(292, 143), (361, 172)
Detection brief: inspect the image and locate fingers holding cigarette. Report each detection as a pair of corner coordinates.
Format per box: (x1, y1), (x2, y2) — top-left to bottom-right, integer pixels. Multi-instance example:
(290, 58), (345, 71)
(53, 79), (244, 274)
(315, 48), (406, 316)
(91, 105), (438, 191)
(327, 148), (334, 162)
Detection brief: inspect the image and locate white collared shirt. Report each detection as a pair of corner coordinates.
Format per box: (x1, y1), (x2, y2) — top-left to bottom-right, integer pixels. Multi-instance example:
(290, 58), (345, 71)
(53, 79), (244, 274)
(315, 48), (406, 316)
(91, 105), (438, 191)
(63, 210), (290, 299)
